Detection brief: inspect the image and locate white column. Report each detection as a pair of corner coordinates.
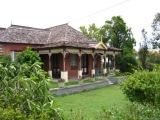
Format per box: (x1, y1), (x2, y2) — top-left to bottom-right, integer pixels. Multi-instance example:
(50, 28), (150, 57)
(48, 53), (52, 77)
(91, 53), (95, 77)
(113, 52), (116, 71)
(61, 51), (68, 82)
(10, 51), (15, 61)
(78, 52), (82, 79)
(107, 55), (110, 73)
(103, 55), (107, 74)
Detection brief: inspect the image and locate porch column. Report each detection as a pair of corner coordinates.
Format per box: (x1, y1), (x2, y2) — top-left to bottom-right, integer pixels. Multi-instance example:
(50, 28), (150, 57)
(78, 52), (82, 79)
(107, 55), (110, 73)
(113, 52), (116, 71)
(91, 53), (95, 77)
(61, 50), (68, 82)
(103, 55), (107, 75)
(48, 53), (52, 77)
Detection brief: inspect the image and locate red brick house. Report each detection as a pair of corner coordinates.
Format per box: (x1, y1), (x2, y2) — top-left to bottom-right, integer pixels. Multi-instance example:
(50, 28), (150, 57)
(0, 24), (121, 82)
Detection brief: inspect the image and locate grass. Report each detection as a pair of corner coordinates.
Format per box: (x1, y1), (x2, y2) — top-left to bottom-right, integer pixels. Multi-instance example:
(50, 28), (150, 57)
(65, 80), (79, 86)
(49, 77), (109, 89)
(55, 85), (129, 119)
(48, 81), (58, 88)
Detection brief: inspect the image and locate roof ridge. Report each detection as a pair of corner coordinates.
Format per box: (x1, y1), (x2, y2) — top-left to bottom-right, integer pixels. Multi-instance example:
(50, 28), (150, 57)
(0, 27), (6, 30)
(10, 24), (47, 31)
(45, 23), (68, 30)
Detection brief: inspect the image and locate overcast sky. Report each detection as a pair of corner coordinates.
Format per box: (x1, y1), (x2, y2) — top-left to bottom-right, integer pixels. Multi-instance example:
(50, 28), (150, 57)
(0, 0), (160, 50)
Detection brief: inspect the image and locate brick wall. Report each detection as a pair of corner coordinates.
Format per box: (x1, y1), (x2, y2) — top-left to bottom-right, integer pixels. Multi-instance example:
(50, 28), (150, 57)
(65, 53), (78, 79)
(0, 43), (36, 55)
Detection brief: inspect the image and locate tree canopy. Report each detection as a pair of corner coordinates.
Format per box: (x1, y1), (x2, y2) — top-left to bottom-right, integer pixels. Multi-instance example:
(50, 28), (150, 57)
(151, 13), (160, 49)
(103, 16), (135, 55)
(80, 16), (137, 73)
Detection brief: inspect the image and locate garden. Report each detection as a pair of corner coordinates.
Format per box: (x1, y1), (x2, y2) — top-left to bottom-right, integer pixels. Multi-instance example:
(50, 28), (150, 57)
(1, 13), (160, 120)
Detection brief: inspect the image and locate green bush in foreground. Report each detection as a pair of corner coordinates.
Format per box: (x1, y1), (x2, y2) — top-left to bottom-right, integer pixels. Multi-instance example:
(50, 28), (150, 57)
(121, 70), (160, 105)
(98, 103), (160, 120)
(0, 62), (62, 119)
(16, 47), (41, 65)
(0, 55), (11, 66)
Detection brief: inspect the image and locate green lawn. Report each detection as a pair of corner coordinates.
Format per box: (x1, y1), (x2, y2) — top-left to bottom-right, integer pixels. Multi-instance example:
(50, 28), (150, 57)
(55, 85), (129, 119)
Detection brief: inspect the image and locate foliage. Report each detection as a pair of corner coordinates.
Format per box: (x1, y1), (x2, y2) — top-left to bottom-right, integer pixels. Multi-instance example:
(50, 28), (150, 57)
(118, 55), (138, 73)
(0, 55), (11, 66)
(138, 29), (149, 69)
(151, 13), (160, 48)
(0, 62), (62, 119)
(98, 103), (160, 120)
(80, 16), (137, 73)
(105, 16), (137, 73)
(148, 51), (160, 64)
(121, 70), (160, 105)
(0, 107), (26, 120)
(16, 47), (41, 65)
(103, 16), (135, 51)
(80, 23), (107, 42)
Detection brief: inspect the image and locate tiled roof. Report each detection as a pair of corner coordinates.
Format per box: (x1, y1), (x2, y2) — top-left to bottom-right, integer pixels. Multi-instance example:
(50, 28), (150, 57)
(46, 24), (95, 44)
(0, 25), (49, 44)
(0, 24), (121, 51)
(0, 24), (96, 45)
(0, 28), (6, 35)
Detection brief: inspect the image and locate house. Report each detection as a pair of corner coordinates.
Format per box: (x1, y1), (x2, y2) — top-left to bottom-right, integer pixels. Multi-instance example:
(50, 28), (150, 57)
(0, 24), (121, 82)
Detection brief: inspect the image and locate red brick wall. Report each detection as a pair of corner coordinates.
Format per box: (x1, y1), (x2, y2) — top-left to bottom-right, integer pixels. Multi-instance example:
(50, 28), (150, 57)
(0, 43), (36, 55)
(65, 53), (78, 79)
(64, 54), (101, 79)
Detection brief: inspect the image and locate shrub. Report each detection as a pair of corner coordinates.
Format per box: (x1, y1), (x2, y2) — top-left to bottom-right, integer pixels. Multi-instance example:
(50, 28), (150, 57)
(0, 55), (11, 66)
(118, 55), (138, 73)
(0, 107), (26, 120)
(121, 70), (160, 105)
(16, 47), (40, 65)
(0, 62), (62, 119)
(97, 103), (160, 120)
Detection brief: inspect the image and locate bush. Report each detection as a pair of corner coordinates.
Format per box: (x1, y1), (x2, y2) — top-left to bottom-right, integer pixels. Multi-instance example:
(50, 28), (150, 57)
(16, 47), (40, 65)
(0, 107), (62, 120)
(0, 55), (11, 66)
(118, 55), (138, 73)
(97, 103), (160, 120)
(121, 70), (160, 105)
(0, 62), (62, 119)
(0, 107), (26, 120)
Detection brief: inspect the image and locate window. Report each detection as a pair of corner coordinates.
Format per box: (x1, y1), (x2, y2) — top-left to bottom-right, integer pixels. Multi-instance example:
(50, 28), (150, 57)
(70, 54), (77, 67)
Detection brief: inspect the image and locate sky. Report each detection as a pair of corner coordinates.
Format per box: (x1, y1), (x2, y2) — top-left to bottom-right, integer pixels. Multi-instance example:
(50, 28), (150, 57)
(0, 0), (160, 50)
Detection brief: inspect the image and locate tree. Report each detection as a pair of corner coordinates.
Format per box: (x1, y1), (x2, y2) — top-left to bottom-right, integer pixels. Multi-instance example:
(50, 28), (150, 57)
(138, 29), (149, 69)
(103, 16), (135, 54)
(151, 13), (160, 49)
(80, 16), (137, 73)
(80, 23), (108, 43)
(104, 16), (137, 72)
